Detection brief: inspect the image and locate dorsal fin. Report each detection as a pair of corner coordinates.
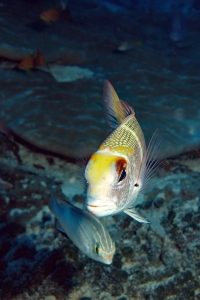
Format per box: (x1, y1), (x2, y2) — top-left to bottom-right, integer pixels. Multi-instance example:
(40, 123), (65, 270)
(103, 80), (135, 132)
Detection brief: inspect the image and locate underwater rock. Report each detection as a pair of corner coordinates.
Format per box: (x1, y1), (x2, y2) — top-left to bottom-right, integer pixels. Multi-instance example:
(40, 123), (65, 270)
(0, 59), (200, 158)
(1, 130), (200, 299)
(0, 1), (199, 158)
(0, 69), (104, 157)
(41, 65), (93, 82)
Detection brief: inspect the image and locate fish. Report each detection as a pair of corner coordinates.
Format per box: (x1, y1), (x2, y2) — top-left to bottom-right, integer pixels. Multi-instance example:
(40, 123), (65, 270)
(40, 9), (60, 24)
(48, 190), (115, 264)
(85, 80), (163, 223)
(17, 56), (36, 71)
(17, 50), (45, 71)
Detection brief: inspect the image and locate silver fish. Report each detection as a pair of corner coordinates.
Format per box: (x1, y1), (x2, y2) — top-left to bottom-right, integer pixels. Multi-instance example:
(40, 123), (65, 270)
(85, 80), (163, 223)
(48, 190), (115, 264)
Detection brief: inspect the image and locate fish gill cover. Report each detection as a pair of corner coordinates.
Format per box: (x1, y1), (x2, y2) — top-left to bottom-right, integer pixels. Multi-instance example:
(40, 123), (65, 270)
(0, 0), (200, 299)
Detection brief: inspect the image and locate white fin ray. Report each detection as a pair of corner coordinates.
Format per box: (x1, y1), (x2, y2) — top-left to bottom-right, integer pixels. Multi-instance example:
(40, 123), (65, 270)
(124, 208), (149, 223)
(138, 130), (164, 194)
(103, 80), (134, 132)
(120, 100), (135, 119)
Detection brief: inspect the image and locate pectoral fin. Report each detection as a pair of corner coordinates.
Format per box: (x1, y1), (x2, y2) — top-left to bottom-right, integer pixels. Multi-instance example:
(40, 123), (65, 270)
(124, 208), (149, 223)
(138, 130), (164, 195)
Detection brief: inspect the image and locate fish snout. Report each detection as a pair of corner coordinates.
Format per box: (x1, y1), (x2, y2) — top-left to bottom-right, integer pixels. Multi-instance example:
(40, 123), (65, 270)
(103, 253), (114, 265)
(87, 198), (117, 217)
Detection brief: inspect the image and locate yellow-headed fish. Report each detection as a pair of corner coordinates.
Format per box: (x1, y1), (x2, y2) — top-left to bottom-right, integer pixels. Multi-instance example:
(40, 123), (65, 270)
(85, 80), (163, 223)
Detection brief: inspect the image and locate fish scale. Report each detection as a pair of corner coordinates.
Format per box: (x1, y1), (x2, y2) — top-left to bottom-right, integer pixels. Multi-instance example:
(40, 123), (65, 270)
(102, 115), (145, 153)
(101, 115), (146, 187)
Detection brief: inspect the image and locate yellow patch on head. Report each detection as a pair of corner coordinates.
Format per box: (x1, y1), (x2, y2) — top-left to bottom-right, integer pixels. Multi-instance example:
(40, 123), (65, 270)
(86, 152), (119, 185)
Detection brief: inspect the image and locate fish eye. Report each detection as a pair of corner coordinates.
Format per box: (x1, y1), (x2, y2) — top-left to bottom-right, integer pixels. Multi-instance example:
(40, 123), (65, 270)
(94, 242), (100, 255)
(118, 169), (126, 182)
(116, 159), (127, 184)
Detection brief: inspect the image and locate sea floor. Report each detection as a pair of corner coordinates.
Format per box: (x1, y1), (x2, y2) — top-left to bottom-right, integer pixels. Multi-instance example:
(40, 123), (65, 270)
(1, 132), (200, 300)
(0, 0), (200, 299)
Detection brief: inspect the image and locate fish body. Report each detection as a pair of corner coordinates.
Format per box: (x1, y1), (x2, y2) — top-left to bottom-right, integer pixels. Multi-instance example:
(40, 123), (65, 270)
(17, 50), (44, 71)
(40, 9), (60, 24)
(85, 80), (162, 223)
(17, 56), (36, 71)
(48, 190), (115, 264)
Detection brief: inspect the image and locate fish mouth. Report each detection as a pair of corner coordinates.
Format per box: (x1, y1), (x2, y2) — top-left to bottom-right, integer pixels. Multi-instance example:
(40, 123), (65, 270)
(103, 254), (113, 265)
(86, 196), (117, 216)
(87, 203), (116, 217)
(93, 253), (113, 265)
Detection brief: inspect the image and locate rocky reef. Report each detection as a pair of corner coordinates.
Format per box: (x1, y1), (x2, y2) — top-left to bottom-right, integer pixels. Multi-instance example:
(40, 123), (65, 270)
(0, 132), (200, 300)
